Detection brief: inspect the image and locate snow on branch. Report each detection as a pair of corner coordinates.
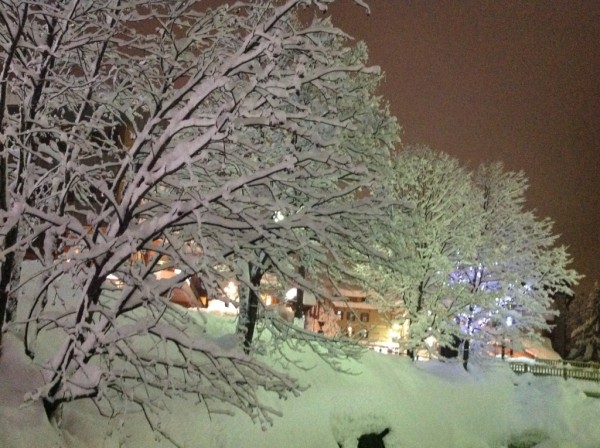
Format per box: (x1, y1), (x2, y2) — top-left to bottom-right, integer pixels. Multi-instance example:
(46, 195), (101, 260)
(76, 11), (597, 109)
(1, 0), (398, 440)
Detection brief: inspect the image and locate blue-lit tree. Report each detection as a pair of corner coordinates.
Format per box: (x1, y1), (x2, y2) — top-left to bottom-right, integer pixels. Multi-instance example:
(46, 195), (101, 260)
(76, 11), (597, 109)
(454, 163), (580, 368)
(367, 155), (579, 368)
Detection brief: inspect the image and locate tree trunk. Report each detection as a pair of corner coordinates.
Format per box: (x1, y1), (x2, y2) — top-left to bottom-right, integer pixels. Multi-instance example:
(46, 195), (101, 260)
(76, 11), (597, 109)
(242, 274), (261, 354)
(238, 259), (264, 354)
(41, 273), (105, 421)
(0, 226), (18, 350)
(294, 265), (305, 319)
(42, 396), (61, 424)
(463, 309), (473, 371)
(406, 281), (426, 361)
(5, 245), (24, 323)
(462, 338), (470, 371)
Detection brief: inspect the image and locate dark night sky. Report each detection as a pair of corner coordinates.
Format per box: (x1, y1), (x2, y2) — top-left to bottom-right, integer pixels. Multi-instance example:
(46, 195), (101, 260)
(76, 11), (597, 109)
(327, 1), (600, 296)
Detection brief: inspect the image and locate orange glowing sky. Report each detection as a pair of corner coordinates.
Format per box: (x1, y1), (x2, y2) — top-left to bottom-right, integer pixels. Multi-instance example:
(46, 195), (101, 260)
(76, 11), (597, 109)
(328, 1), (600, 296)
(198, 0), (599, 296)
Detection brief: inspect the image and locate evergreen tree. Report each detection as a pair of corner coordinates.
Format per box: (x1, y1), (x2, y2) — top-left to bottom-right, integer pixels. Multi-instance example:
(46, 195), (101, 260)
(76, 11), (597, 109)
(569, 284), (600, 361)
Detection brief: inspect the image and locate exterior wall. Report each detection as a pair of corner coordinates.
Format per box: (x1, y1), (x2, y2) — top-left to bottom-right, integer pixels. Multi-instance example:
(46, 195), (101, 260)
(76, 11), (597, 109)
(303, 297), (394, 345)
(330, 299), (392, 345)
(334, 306), (388, 342)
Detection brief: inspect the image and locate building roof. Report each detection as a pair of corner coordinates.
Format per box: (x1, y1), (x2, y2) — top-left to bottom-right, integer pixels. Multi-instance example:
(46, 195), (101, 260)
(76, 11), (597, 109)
(331, 300), (378, 311)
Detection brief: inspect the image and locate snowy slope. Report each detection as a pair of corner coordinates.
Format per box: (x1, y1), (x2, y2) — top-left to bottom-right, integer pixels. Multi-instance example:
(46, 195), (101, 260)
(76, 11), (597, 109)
(2, 310), (600, 448)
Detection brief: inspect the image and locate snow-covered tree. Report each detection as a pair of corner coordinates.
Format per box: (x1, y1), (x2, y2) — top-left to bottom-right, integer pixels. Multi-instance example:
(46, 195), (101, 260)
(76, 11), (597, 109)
(0, 0), (398, 434)
(454, 163), (580, 368)
(230, 35), (398, 352)
(365, 153), (579, 368)
(366, 147), (480, 358)
(569, 283), (600, 361)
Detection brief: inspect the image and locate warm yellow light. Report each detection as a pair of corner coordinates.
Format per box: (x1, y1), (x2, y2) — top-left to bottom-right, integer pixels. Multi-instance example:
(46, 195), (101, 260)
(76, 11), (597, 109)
(388, 328), (400, 341)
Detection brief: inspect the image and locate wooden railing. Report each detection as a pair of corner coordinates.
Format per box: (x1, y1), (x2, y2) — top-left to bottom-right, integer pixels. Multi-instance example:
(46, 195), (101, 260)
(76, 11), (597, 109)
(534, 358), (600, 370)
(509, 358), (600, 382)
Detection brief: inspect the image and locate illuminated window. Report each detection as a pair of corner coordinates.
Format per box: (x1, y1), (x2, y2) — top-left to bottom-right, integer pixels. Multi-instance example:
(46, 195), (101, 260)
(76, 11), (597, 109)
(336, 310), (343, 319)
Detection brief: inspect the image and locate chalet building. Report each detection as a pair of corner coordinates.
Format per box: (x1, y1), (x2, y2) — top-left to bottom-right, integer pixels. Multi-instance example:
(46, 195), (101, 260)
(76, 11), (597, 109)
(278, 285), (403, 352)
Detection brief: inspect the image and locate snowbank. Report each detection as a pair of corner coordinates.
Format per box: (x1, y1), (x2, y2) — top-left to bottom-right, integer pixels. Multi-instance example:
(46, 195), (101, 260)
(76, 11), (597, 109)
(2, 310), (600, 447)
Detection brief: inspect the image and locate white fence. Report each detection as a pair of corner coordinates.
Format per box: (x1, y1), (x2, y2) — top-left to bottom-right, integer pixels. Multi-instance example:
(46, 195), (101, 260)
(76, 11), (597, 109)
(509, 358), (600, 382)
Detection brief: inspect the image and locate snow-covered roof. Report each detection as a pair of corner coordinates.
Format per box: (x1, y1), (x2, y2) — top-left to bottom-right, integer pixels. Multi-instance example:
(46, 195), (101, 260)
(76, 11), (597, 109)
(521, 337), (562, 360)
(335, 287), (366, 298)
(332, 300), (378, 311)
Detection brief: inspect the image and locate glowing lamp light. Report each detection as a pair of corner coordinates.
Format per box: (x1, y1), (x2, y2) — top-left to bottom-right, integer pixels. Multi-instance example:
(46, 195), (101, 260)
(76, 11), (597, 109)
(285, 288), (297, 301)
(107, 273), (124, 288)
(388, 323), (401, 341)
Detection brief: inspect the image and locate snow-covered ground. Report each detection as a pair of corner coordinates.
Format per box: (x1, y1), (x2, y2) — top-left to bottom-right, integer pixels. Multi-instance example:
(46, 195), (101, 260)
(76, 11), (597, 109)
(2, 308), (600, 448)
